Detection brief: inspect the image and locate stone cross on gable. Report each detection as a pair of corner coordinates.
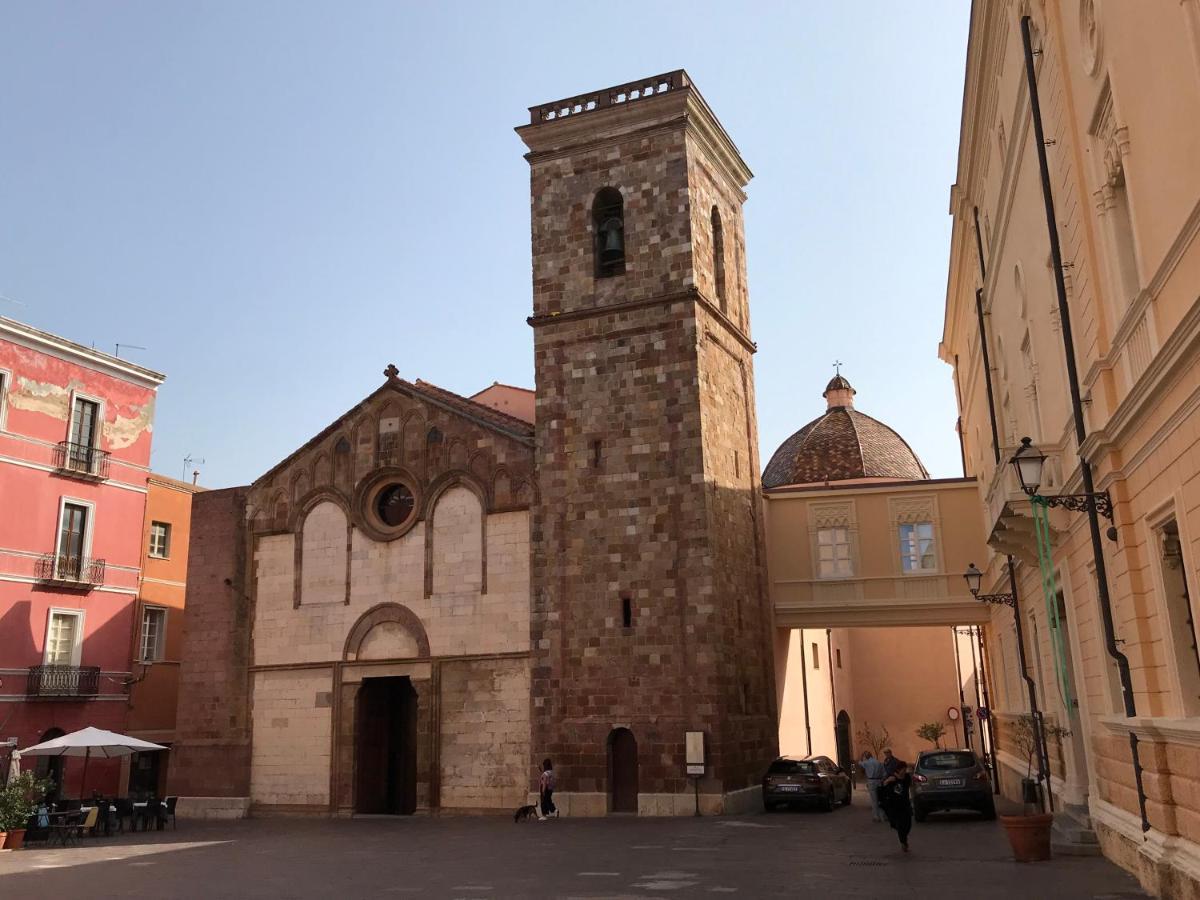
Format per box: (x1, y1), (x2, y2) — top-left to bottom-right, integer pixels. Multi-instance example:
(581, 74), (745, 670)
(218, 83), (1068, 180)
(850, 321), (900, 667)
(384, 363), (400, 381)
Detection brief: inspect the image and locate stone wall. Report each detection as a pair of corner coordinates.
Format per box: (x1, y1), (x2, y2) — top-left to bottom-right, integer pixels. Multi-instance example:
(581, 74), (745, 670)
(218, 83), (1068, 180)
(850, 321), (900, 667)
(169, 487), (252, 798)
(439, 658), (531, 810)
(250, 668), (333, 810)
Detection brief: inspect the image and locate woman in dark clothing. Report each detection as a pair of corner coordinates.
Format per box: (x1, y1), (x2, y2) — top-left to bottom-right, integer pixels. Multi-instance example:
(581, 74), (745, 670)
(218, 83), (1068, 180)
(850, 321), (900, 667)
(879, 761), (914, 852)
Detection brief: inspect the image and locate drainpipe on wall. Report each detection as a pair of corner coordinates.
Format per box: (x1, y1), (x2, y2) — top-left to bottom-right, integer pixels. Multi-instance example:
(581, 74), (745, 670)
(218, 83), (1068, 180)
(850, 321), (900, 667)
(970, 626), (1001, 795)
(971, 210), (1002, 467)
(800, 630), (812, 756)
(1020, 14), (1149, 833)
(970, 208), (1050, 802)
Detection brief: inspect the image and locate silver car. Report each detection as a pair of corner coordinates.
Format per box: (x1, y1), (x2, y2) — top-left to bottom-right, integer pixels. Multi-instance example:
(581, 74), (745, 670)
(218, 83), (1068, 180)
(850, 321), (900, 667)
(912, 749), (996, 821)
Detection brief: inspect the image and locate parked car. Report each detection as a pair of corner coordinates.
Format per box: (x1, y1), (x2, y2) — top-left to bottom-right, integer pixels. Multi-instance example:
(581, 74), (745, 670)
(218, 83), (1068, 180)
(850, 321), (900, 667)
(762, 755), (852, 812)
(911, 749), (996, 821)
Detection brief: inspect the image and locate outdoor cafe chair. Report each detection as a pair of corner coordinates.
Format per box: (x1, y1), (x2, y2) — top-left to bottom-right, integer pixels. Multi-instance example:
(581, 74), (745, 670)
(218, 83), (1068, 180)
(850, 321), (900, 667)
(113, 798), (134, 833)
(163, 796), (178, 830)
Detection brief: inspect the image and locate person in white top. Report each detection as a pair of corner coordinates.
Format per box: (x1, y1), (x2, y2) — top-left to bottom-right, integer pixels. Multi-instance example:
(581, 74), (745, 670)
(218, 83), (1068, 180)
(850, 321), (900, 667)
(860, 751), (887, 823)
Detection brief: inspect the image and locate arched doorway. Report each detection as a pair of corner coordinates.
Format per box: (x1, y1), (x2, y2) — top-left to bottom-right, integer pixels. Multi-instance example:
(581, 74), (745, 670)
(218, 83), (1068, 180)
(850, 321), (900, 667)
(33, 728), (65, 800)
(354, 677), (417, 814)
(608, 728), (638, 813)
(835, 710), (852, 773)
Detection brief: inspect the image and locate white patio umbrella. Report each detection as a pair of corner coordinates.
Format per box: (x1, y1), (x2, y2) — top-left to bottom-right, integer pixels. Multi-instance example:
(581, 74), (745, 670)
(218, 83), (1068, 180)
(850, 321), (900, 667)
(20, 726), (166, 799)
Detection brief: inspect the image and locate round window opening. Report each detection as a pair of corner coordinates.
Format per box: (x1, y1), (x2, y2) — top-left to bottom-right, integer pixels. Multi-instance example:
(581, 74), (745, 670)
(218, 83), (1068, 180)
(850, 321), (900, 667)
(376, 483), (415, 528)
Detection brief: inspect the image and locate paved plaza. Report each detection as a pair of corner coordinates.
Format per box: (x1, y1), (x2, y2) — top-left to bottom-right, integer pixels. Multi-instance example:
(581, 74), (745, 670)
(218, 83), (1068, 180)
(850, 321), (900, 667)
(0, 790), (1147, 899)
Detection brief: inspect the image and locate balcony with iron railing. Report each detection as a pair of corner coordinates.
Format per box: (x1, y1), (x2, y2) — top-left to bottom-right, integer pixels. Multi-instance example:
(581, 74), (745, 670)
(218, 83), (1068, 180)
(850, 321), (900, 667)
(26, 665), (101, 699)
(35, 553), (106, 588)
(53, 441), (110, 481)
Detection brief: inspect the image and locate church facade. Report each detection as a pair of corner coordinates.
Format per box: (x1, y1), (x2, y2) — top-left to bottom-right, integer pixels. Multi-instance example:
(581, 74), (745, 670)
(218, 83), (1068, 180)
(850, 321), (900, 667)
(170, 71), (778, 817)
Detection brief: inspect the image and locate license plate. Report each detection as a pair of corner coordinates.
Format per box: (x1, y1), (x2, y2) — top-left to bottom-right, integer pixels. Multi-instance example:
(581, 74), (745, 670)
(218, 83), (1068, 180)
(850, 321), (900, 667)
(939, 778), (964, 787)
(778, 785), (802, 792)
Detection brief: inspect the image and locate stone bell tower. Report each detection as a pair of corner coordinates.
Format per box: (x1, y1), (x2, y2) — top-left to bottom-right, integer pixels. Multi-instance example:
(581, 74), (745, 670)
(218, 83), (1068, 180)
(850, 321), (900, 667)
(517, 70), (778, 815)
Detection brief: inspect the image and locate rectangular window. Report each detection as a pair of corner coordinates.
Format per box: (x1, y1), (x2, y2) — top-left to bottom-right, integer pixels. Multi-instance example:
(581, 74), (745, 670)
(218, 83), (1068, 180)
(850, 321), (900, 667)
(44, 610), (82, 666)
(57, 501), (89, 577)
(67, 396), (101, 473)
(0, 369), (8, 430)
(836, 648), (842, 669)
(812, 642), (820, 669)
(70, 396), (100, 448)
(816, 527), (852, 578)
(140, 606), (167, 661)
(899, 522), (937, 573)
(149, 521), (171, 559)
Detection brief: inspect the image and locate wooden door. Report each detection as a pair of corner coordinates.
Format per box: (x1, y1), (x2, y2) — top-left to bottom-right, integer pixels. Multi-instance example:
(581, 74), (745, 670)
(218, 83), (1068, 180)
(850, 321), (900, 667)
(355, 677), (418, 815)
(609, 728), (638, 813)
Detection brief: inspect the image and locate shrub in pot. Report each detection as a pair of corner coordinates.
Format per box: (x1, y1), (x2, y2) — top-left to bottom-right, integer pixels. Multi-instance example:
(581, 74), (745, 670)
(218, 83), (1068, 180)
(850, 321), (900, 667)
(1, 772), (53, 850)
(998, 715), (1068, 862)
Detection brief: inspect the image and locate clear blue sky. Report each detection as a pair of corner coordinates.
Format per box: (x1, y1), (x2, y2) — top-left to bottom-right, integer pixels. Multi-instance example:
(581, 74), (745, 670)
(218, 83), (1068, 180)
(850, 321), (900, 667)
(1, 1), (970, 488)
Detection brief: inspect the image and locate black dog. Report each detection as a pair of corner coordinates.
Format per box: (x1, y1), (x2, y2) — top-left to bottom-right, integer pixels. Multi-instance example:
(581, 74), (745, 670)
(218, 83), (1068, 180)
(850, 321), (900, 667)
(513, 804), (538, 823)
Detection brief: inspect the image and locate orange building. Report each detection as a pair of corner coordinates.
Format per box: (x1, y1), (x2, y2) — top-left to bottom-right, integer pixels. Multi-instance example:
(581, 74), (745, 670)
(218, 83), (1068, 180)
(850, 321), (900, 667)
(124, 474), (204, 795)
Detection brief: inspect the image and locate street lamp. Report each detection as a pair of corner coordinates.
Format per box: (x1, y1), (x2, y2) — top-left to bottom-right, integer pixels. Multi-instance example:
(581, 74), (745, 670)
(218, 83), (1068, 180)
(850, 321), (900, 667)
(1008, 437), (1116, 524)
(963, 563), (1016, 608)
(1010, 437), (1047, 496)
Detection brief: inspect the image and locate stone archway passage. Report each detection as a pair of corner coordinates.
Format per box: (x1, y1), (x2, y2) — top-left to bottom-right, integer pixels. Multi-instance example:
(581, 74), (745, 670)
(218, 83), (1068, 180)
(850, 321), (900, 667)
(355, 676), (418, 815)
(608, 727), (638, 814)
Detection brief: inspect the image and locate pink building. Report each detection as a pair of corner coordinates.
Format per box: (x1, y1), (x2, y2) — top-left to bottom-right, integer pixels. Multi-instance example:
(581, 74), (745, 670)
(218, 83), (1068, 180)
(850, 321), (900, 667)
(0, 316), (163, 798)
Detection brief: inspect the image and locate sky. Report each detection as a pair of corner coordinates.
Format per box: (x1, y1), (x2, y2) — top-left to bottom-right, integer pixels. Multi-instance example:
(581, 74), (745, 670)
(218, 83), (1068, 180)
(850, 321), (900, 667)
(1, 1), (971, 489)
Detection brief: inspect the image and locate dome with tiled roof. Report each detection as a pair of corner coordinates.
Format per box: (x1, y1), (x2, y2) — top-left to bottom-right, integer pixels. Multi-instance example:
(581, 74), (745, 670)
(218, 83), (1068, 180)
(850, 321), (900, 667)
(762, 374), (929, 488)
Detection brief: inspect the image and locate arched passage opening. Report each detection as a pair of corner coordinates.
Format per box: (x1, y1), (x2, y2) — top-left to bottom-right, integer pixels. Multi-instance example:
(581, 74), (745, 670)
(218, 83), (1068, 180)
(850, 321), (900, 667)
(607, 727), (638, 813)
(835, 710), (853, 773)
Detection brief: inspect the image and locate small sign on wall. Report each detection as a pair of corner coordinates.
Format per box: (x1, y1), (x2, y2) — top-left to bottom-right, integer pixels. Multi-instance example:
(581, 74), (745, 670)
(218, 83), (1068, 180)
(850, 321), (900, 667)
(685, 731), (705, 776)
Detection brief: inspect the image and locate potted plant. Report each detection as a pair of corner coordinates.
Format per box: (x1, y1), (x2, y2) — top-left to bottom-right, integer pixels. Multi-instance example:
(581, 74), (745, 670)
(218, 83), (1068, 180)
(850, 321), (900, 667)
(916, 722), (946, 749)
(998, 714), (1068, 862)
(0, 772), (52, 850)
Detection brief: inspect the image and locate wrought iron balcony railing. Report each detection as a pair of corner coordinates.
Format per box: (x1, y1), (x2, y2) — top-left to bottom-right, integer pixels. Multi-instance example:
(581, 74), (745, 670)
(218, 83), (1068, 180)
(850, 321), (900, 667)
(53, 441), (111, 480)
(35, 553), (106, 587)
(26, 665), (101, 698)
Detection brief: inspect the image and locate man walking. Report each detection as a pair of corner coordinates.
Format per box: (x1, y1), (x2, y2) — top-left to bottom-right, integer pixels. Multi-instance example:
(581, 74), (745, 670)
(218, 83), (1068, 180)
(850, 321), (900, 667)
(861, 751), (886, 823)
(882, 748), (899, 777)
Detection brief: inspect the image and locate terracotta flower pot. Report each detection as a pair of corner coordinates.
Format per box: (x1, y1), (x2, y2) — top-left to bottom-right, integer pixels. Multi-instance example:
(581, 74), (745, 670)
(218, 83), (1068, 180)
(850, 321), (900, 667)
(3, 829), (26, 850)
(1000, 812), (1054, 862)
(0, 831), (7, 850)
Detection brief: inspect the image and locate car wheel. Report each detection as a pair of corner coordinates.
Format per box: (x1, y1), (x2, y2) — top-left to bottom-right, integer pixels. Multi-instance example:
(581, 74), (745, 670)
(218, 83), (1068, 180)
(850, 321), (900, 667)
(822, 791), (835, 813)
(913, 803), (928, 823)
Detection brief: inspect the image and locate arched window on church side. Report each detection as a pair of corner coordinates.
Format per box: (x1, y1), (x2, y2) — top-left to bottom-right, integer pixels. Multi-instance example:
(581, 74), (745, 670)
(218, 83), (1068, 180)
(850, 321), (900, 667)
(711, 206), (727, 313)
(593, 187), (625, 278)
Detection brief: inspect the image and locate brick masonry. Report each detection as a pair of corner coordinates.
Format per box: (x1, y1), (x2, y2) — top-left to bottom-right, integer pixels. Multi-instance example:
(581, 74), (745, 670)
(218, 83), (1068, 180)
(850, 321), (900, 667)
(518, 74), (779, 809)
(170, 486), (252, 797)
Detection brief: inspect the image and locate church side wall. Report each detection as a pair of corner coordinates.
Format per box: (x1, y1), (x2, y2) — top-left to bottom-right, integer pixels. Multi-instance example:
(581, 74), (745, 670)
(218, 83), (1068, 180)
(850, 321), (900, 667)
(169, 487), (252, 803)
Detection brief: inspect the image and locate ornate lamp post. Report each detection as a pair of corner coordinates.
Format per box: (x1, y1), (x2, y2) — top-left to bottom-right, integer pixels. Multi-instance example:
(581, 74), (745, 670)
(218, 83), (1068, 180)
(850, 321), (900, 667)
(1010, 437), (1115, 527)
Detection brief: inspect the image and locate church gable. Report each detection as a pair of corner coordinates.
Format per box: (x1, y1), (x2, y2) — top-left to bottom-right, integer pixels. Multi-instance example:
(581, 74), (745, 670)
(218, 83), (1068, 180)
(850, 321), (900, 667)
(247, 366), (536, 536)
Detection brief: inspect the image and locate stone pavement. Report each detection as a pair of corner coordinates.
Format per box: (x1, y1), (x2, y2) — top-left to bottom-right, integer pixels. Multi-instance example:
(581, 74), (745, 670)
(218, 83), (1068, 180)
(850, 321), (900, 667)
(0, 789), (1147, 899)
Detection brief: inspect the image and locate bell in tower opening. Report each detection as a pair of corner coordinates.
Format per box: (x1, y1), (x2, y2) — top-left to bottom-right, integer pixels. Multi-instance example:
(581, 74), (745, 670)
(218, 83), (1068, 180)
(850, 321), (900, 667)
(593, 187), (625, 277)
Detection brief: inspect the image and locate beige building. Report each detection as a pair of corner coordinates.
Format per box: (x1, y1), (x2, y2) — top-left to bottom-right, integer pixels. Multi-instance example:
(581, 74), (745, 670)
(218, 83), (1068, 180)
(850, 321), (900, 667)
(941, 1), (1200, 894)
(764, 375), (991, 769)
